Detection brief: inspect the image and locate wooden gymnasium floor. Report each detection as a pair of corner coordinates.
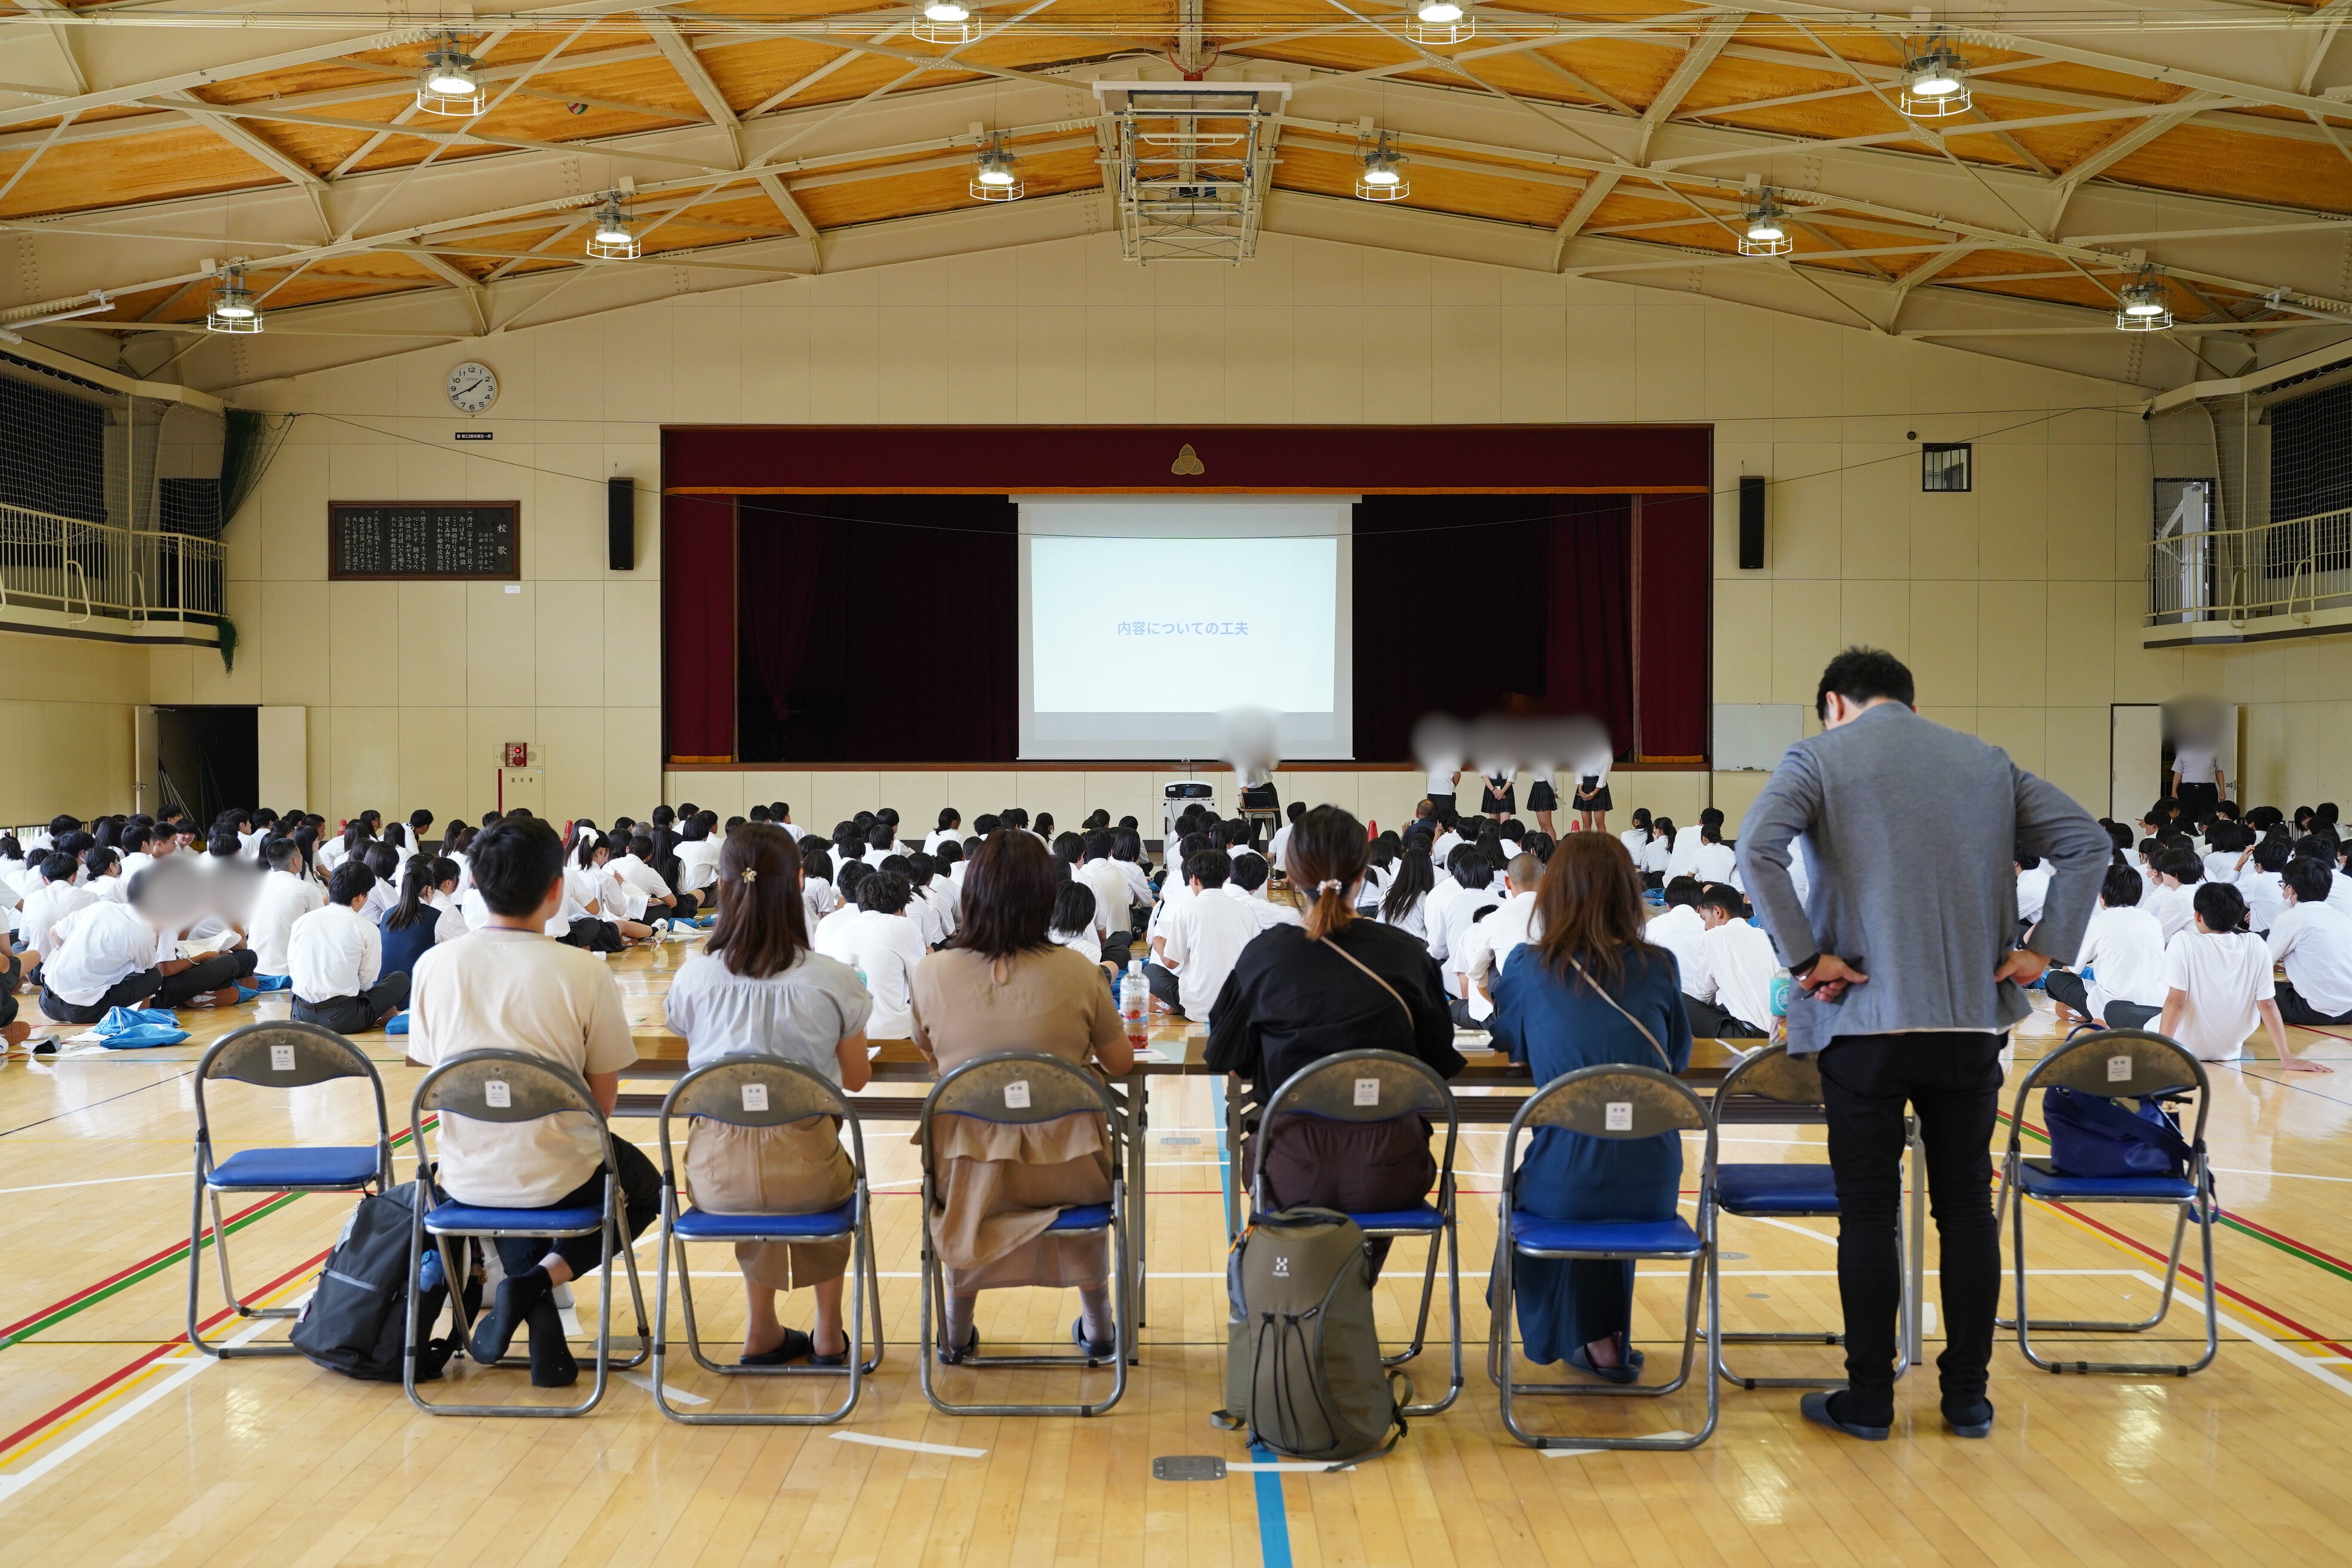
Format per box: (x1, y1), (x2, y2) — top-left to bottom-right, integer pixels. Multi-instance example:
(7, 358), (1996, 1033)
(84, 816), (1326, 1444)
(2, 937), (2350, 1567)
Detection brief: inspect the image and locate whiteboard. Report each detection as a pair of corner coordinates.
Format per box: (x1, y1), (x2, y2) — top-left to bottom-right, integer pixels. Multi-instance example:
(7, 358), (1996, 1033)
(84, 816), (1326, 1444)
(1713, 704), (1805, 773)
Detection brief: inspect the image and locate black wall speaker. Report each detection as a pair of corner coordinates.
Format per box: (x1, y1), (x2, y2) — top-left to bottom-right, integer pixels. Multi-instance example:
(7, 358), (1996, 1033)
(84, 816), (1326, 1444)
(1737, 474), (1766, 570)
(607, 477), (634, 571)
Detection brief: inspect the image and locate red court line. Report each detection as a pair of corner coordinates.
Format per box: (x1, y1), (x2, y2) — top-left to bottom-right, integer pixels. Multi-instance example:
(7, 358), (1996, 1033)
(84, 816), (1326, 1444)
(0, 1192), (288, 1340)
(2044, 1200), (2352, 1362)
(0, 1247), (329, 1462)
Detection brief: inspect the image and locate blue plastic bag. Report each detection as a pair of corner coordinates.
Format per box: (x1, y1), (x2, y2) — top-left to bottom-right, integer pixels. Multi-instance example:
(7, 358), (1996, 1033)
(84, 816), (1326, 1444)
(251, 973), (293, 992)
(384, 1011), (409, 1035)
(94, 1006), (190, 1048)
(235, 985), (261, 1004)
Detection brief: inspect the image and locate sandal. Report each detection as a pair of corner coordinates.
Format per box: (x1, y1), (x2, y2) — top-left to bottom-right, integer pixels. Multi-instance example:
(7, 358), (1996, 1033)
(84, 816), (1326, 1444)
(936, 1327), (979, 1365)
(1565, 1336), (1645, 1385)
(740, 1327), (814, 1367)
(808, 1332), (852, 1369)
(1071, 1317), (1115, 1361)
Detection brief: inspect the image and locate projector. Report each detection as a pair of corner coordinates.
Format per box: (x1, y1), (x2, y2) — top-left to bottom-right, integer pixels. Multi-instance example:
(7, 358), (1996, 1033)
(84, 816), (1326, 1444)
(1162, 780), (1216, 856)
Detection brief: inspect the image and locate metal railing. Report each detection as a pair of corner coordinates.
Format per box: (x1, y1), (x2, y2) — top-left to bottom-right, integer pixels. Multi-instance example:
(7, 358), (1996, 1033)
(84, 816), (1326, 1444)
(2146, 504), (2352, 628)
(0, 502), (223, 628)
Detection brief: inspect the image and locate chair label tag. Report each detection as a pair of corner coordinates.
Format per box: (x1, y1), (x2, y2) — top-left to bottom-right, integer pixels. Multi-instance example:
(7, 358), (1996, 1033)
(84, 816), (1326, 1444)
(269, 1044), (296, 1072)
(1004, 1080), (1031, 1109)
(484, 1080), (511, 1108)
(741, 1083), (769, 1112)
(1605, 1101), (1634, 1131)
(1354, 1078), (1380, 1106)
(2107, 1055), (2132, 1083)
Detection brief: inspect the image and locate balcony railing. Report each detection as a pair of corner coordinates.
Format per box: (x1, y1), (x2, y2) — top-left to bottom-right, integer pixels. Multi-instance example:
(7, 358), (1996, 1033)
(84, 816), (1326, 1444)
(2146, 505), (2352, 628)
(0, 503), (223, 629)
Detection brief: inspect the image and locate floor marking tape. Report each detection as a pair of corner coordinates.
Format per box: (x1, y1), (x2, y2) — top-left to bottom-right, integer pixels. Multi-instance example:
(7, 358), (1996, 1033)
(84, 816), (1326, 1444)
(829, 1431), (986, 1458)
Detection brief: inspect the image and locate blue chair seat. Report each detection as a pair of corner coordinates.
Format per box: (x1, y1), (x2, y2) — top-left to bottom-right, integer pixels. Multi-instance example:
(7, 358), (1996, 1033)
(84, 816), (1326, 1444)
(207, 1145), (382, 1190)
(1511, 1213), (1702, 1257)
(426, 1201), (607, 1236)
(1349, 1203), (1445, 1233)
(1716, 1163), (1840, 1215)
(1046, 1203), (1114, 1232)
(2016, 1160), (2195, 1202)
(672, 1201), (856, 1241)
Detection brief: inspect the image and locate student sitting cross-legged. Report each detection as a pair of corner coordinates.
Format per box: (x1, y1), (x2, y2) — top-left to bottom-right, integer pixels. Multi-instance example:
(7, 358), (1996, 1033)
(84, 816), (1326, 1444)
(286, 862), (410, 1034)
(409, 817), (662, 1387)
(2043, 863), (2167, 1031)
(37, 863), (258, 1023)
(2268, 855), (2352, 1030)
(664, 824), (873, 1366)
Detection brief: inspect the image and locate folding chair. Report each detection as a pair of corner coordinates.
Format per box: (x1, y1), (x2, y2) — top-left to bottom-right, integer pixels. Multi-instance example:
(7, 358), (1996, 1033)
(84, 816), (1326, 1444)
(1251, 1048), (1462, 1414)
(917, 1051), (1131, 1417)
(651, 1056), (884, 1424)
(1705, 1043), (1921, 1389)
(1491, 1064), (1719, 1451)
(187, 1022), (393, 1358)
(404, 1049), (651, 1417)
(1994, 1028), (2218, 1375)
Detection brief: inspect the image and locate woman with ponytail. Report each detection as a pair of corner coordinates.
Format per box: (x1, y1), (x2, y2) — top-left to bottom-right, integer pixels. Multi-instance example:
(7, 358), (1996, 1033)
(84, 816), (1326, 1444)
(381, 856), (463, 978)
(1204, 805), (1462, 1272)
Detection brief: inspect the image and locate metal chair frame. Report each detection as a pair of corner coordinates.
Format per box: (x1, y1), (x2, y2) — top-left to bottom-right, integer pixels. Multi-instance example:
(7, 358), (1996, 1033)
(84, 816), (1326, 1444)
(651, 1056), (884, 1424)
(1490, 1064), (1720, 1451)
(404, 1049), (651, 1417)
(1251, 1048), (1462, 1414)
(187, 1022), (394, 1358)
(1705, 1043), (1923, 1389)
(915, 1051), (1131, 1417)
(1993, 1028), (2218, 1375)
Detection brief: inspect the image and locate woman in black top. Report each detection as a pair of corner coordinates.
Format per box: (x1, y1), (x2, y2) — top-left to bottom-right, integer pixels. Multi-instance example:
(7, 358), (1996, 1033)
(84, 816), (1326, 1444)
(1207, 806), (1464, 1269)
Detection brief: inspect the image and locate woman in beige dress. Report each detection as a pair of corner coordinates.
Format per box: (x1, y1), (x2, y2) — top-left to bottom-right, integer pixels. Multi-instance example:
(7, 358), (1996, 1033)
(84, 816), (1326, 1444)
(910, 829), (1134, 1361)
(664, 824), (873, 1365)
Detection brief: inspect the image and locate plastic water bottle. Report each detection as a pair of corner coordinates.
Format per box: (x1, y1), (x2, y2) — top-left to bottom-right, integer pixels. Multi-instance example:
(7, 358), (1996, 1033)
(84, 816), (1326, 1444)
(1121, 958), (1149, 1045)
(855, 965), (868, 992)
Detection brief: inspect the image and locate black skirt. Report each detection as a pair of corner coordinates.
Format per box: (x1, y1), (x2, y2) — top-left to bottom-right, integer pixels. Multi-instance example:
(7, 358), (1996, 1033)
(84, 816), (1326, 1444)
(1574, 777), (1613, 812)
(1482, 782), (1516, 815)
(1526, 779), (1559, 812)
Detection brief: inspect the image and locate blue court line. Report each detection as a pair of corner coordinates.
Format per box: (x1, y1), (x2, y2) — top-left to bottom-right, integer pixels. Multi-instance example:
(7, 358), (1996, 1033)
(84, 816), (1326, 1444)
(1210, 1078), (1292, 1568)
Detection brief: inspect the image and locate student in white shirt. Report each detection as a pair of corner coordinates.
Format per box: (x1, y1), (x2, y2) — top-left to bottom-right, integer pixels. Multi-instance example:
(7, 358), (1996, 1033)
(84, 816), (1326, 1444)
(1225, 852), (1302, 932)
(894, 853), (949, 949)
(2239, 835), (2289, 934)
(1151, 849), (1262, 1020)
(2145, 847), (2199, 941)
(1075, 832), (1133, 946)
(1459, 853), (1543, 1025)
(810, 869), (930, 1040)
(1687, 885), (1778, 1038)
(17, 852), (95, 963)
(2014, 849), (2053, 934)
(288, 862), (410, 1034)
(610, 833), (679, 922)
(2044, 864), (2168, 1030)
(1428, 849), (1501, 970)
(673, 817), (723, 908)
(1268, 801), (1305, 882)
(2268, 857), (2352, 1031)
(248, 838), (329, 980)
(2158, 882), (2322, 1070)
(1110, 828), (1154, 915)
(1689, 823), (1737, 885)
(1665, 810), (1721, 883)
(1647, 876), (1712, 1005)
(1145, 831), (1212, 975)
(1049, 881), (1109, 972)
(1639, 817), (1678, 882)
(1376, 846), (1435, 942)
(1423, 763), (1461, 821)
(83, 846), (128, 903)
(923, 809), (963, 858)
(36, 879), (258, 1025)
(1618, 809), (1655, 865)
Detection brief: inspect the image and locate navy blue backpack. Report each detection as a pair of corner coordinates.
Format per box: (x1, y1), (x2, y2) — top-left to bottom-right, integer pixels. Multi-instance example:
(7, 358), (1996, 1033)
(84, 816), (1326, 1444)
(2042, 1086), (2195, 1180)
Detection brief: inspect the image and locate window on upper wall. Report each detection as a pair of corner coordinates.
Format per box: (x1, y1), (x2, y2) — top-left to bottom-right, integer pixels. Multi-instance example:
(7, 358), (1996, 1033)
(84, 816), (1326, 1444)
(1921, 443), (1972, 492)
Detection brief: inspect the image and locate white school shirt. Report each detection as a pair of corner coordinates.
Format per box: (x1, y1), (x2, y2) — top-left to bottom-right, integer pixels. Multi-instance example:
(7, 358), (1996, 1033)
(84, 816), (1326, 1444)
(1430, 830), (1464, 866)
(803, 876), (839, 929)
(610, 853), (672, 903)
(1620, 828), (1652, 860)
(1422, 879), (1465, 960)
(1690, 841), (1736, 885)
(1148, 879), (1196, 949)
(2075, 905), (2168, 1017)
(362, 877), (398, 927)
(43, 900), (167, 1007)
(1052, 926), (1104, 965)
(919, 882), (956, 939)
(1645, 904), (1711, 997)
(19, 880), (95, 955)
(673, 837), (722, 895)
(448, 850), (474, 893)
(2329, 868), (2352, 917)
(1076, 858), (1131, 940)
(1665, 830), (1706, 882)
(811, 908), (928, 1038)
(424, 888), (469, 944)
(1695, 918), (1781, 1034)
(2016, 863), (2053, 926)
(287, 902), (382, 1004)
(248, 868), (327, 976)
(2172, 745), (2218, 786)
(906, 887), (949, 948)
(1160, 885), (1262, 1018)
(2268, 898), (2352, 1017)
(88, 870), (128, 904)
(563, 864), (609, 918)
(1640, 833), (1677, 877)
(2239, 869), (2284, 934)
(1426, 768), (1459, 796)
(1380, 890), (1429, 943)
(2160, 928), (2270, 1061)
(1268, 823), (1295, 873)
(1458, 890), (1539, 1021)
(1432, 886), (1501, 984)
(119, 851), (156, 884)
(1221, 881), (1300, 934)
(2145, 882), (2195, 941)
(923, 829), (960, 858)
(239, 829), (268, 860)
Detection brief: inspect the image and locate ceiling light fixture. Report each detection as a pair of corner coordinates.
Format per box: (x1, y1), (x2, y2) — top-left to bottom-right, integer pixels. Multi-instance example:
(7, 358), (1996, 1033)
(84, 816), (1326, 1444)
(2116, 268), (2172, 331)
(1900, 41), (1970, 116)
(1355, 131), (1409, 201)
(417, 32), (485, 116)
(1739, 189), (1793, 256)
(1411, 0), (1473, 46)
(206, 265), (262, 333)
(971, 134), (1023, 200)
(586, 192), (640, 259)
(914, 0), (975, 44)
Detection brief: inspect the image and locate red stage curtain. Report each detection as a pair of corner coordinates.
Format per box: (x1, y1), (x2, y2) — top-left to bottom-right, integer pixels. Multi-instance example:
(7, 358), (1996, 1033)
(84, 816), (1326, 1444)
(1636, 494), (1711, 759)
(662, 495), (736, 760)
(1545, 497), (1636, 757)
(737, 508), (824, 721)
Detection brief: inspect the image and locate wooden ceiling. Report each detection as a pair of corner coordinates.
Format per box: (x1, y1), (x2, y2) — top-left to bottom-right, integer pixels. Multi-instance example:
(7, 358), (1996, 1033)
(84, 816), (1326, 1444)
(2, 0), (2347, 375)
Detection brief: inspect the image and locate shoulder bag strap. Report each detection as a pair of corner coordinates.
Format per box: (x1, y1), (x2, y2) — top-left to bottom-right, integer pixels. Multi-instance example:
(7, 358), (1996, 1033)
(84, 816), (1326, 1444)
(1320, 936), (1415, 1029)
(1563, 952), (1675, 1072)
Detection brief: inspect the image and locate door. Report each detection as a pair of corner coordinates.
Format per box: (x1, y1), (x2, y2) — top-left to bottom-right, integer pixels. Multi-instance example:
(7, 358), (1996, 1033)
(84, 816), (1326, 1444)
(152, 706), (258, 827)
(2110, 704), (2162, 823)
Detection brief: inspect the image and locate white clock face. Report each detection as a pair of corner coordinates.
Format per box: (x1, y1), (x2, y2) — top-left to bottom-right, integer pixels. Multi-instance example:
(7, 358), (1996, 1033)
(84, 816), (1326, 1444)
(446, 361), (498, 414)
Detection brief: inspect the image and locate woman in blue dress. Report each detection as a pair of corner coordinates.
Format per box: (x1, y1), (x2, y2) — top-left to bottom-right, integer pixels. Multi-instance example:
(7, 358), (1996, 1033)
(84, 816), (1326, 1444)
(1490, 831), (1693, 1381)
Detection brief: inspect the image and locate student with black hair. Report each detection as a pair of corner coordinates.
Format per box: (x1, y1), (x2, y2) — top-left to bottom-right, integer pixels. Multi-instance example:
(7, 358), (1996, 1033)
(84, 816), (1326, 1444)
(1072, 831), (1128, 952)
(1152, 848), (1258, 1020)
(2242, 833), (2290, 933)
(1684, 884), (1775, 1037)
(1689, 821), (1736, 885)
(1049, 881), (1108, 970)
(2149, 846), (2201, 940)
(39, 870), (258, 1023)
(1428, 847), (1501, 977)
(1648, 875), (1710, 1011)
(811, 867), (928, 1042)
(409, 816), (657, 1386)
(1222, 850), (1299, 935)
(2044, 864), (2167, 1030)
(288, 863), (410, 1034)
(1637, 816), (1676, 885)
(1377, 844), (1435, 941)
(82, 846), (125, 904)
(1457, 851), (1544, 1026)
(1268, 800), (1306, 876)
(360, 840), (401, 926)
(17, 851), (95, 964)
(924, 808), (963, 858)
(2268, 857), (2352, 1035)
(382, 856), (464, 979)
(2160, 881), (2321, 1069)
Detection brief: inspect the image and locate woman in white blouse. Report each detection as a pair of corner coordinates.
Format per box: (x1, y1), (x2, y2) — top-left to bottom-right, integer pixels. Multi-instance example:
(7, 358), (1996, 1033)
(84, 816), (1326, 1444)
(664, 824), (874, 1365)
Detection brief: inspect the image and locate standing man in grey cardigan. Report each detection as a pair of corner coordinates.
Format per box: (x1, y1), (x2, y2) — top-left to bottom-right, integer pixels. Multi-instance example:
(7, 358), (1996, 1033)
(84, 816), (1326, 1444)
(1737, 647), (2109, 1443)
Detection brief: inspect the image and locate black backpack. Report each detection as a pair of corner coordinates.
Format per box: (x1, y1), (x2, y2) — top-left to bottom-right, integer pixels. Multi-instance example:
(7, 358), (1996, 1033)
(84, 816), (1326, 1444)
(1212, 1208), (1409, 1464)
(289, 1178), (477, 1382)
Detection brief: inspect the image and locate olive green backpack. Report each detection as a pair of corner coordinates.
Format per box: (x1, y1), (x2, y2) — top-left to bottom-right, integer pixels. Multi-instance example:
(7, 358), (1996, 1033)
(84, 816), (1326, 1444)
(1211, 1207), (1409, 1464)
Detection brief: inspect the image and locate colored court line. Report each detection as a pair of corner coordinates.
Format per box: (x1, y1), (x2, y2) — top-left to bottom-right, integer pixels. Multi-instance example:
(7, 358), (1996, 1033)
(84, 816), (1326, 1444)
(0, 1191), (301, 1350)
(1209, 1077), (1292, 1568)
